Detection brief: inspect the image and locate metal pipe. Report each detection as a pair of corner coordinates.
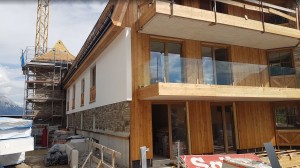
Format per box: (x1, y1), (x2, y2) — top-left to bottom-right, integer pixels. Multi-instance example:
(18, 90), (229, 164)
(260, 0), (265, 33)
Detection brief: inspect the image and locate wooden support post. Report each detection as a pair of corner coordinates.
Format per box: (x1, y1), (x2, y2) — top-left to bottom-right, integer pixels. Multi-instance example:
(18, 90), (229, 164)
(112, 151), (116, 168)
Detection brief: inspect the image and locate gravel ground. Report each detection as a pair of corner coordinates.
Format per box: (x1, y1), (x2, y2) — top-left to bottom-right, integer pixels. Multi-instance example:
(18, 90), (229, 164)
(6, 149), (69, 168)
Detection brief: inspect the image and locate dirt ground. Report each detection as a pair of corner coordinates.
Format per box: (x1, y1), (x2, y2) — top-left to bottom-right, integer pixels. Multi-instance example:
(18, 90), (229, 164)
(10, 149), (68, 168)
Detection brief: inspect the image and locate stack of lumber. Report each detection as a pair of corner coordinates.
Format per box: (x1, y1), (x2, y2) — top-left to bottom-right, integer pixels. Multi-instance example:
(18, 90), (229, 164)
(256, 150), (300, 167)
(0, 117), (34, 166)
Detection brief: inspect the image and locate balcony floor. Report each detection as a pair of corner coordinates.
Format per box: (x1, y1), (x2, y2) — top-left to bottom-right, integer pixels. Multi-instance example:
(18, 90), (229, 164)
(139, 1), (300, 49)
(138, 83), (300, 101)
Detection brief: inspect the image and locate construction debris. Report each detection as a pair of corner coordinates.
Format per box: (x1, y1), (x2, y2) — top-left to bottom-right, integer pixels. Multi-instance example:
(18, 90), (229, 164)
(44, 144), (68, 167)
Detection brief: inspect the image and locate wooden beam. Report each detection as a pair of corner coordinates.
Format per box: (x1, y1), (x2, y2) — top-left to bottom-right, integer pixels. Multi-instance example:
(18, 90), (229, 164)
(216, 0), (269, 13)
(138, 83), (300, 101)
(243, 0), (296, 13)
(269, 8), (296, 22)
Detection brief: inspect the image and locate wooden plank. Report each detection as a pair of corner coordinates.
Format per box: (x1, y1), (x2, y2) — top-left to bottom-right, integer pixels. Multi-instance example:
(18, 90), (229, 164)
(235, 102), (275, 149)
(92, 142), (121, 157)
(269, 8), (296, 22)
(243, 0), (296, 13)
(216, 0), (269, 13)
(188, 101), (213, 154)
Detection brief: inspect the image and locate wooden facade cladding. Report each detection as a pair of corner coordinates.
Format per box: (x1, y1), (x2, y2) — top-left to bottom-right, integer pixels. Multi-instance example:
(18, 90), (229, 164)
(276, 130), (300, 146)
(230, 46), (270, 87)
(90, 87), (96, 103)
(188, 101), (213, 154)
(235, 102), (276, 149)
(81, 93), (84, 106)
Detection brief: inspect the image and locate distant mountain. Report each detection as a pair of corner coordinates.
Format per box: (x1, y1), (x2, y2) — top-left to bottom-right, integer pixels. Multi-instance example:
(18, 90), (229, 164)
(0, 96), (23, 116)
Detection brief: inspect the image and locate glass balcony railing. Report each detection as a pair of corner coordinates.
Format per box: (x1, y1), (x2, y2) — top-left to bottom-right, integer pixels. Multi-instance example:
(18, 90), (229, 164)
(142, 55), (297, 88)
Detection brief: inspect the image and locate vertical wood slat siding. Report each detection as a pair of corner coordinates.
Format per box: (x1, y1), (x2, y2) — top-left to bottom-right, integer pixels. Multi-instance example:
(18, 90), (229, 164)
(235, 102), (276, 149)
(188, 101), (213, 154)
(183, 40), (202, 84)
(126, 0), (153, 162)
(230, 45), (269, 87)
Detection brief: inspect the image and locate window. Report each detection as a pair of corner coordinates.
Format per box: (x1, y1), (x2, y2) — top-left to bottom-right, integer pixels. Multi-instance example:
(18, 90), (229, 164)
(81, 78), (85, 106)
(268, 50), (294, 76)
(72, 84), (75, 109)
(274, 103), (300, 129)
(150, 40), (182, 84)
(90, 66), (96, 103)
(201, 45), (231, 85)
(66, 89), (69, 111)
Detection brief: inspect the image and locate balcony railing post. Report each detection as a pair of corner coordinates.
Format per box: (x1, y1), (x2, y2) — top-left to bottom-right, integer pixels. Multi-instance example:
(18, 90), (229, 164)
(214, 0), (217, 24)
(170, 0), (174, 17)
(296, 6), (299, 30)
(260, 0), (265, 33)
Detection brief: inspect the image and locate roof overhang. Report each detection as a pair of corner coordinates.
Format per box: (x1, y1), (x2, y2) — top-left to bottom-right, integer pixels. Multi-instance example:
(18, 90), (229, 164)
(139, 1), (300, 49)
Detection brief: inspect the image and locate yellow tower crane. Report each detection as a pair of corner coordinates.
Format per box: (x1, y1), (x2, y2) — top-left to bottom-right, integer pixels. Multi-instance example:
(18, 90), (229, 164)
(35, 0), (50, 57)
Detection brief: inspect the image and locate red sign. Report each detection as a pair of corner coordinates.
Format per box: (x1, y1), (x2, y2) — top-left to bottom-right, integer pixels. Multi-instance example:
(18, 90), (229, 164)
(180, 154), (261, 168)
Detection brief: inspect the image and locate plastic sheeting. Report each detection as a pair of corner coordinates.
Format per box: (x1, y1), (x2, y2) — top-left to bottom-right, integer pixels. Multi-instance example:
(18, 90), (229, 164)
(0, 117), (32, 130)
(0, 152), (25, 166)
(0, 127), (32, 140)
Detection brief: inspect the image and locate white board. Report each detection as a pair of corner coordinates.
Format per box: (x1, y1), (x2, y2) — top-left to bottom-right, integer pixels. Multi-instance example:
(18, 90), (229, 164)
(0, 152), (25, 166)
(0, 137), (34, 155)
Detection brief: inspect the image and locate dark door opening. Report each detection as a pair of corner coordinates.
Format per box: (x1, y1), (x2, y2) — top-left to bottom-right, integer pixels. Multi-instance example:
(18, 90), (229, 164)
(152, 104), (169, 159)
(152, 104), (188, 160)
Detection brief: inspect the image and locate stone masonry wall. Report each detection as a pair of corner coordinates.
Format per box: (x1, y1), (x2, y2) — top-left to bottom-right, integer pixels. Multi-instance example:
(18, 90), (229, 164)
(67, 101), (131, 133)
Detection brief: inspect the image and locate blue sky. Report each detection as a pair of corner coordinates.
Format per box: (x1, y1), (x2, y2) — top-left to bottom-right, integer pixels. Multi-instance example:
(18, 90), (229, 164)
(0, 0), (108, 106)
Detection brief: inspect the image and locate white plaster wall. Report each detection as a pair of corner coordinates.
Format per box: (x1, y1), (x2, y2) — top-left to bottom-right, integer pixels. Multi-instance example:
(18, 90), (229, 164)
(67, 27), (132, 114)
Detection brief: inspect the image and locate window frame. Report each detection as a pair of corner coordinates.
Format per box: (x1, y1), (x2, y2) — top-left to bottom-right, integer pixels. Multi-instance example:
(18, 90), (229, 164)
(81, 78), (85, 106)
(273, 102), (300, 129)
(267, 48), (295, 76)
(90, 65), (96, 103)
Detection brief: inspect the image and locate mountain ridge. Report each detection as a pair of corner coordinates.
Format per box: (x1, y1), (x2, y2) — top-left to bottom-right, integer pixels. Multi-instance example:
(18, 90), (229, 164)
(0, 95), (23, 116)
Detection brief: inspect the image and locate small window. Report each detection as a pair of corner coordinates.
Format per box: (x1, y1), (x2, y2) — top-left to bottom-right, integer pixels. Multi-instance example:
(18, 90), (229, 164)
(72, 84), (75, 109)
(81, 78), (85, 106)
(90, 66), (96, 103)
(274, 104), (300, 129)
(268, 50), (294, 76)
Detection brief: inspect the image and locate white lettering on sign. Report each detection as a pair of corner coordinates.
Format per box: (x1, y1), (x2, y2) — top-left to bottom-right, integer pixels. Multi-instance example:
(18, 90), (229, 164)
(209, 161), (222, 168)
(190, 157), (209, 168)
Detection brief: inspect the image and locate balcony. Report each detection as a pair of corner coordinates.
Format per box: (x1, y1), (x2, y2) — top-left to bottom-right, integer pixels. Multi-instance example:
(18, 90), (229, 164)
(138, 0), (300, 49)
(138, 55), (300, 101)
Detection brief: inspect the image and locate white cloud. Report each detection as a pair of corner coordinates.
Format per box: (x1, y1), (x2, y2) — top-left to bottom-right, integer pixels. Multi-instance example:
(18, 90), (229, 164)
(0, 64), (24, 106)
(0, 1), (108, 106)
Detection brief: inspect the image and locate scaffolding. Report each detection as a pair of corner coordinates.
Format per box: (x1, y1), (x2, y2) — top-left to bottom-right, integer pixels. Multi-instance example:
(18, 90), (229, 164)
(21, 41), (75, 127)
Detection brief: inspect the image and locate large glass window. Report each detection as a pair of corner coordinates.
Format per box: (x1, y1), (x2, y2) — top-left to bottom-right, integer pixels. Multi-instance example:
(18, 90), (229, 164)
(202, 45), (232, 85)
(268, 50), (294, 76)
(274, 104), (300, 128)
(150, 40), (183, 84)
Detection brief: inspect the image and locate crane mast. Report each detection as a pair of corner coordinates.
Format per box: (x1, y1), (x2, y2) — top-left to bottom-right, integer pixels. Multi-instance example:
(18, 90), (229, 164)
(35, 0), (49, 57)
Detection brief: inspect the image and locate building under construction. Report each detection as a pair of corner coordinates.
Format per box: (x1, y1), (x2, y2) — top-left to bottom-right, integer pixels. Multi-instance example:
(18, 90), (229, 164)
(21, 40), (75, 127)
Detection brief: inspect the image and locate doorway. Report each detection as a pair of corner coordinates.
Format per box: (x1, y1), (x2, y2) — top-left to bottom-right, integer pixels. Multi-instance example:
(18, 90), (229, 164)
(152, 103), (188, 160)
(211, 103), (236, 153)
